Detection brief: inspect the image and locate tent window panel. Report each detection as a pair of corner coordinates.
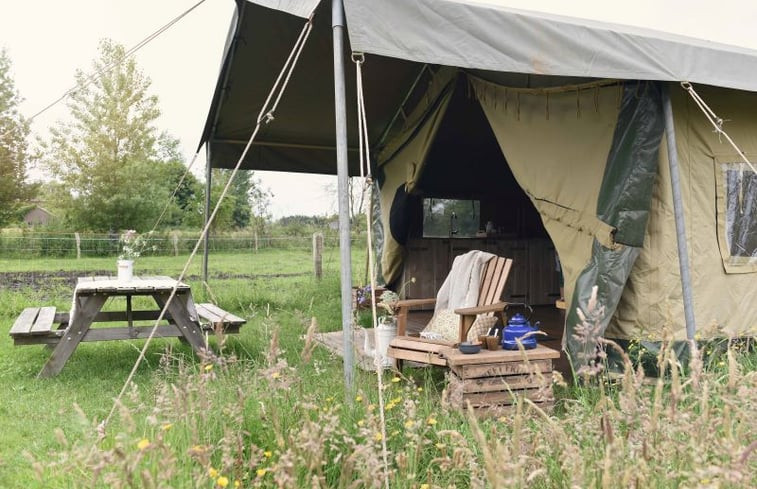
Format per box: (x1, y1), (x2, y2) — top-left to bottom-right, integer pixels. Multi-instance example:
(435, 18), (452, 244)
(716, 161), (757, 272)
(422, 199), (480, 238)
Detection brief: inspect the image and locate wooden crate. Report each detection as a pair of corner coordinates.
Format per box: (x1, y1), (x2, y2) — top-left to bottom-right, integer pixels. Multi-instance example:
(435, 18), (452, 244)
(443, 345), (559, 414)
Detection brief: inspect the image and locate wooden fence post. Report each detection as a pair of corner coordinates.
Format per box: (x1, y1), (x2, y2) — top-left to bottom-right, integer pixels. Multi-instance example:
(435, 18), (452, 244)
(171, 232), (179, 256)
(313, 232), (323, 280)
(74, 232), (81, 259)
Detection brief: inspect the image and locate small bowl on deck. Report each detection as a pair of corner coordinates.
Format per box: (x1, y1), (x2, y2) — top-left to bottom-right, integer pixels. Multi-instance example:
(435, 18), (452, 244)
(458, 341), (482, 354)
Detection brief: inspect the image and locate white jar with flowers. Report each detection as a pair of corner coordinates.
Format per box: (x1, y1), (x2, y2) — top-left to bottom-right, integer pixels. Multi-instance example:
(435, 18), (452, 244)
(117, 230), (152, 281)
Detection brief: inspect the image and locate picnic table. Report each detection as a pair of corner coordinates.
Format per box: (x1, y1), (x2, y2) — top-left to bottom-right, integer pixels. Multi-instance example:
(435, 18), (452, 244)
(9, 275), (245, 377)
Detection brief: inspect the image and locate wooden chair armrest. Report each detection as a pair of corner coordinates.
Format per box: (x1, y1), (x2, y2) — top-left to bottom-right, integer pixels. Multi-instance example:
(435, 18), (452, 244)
(453, 301), (507, 316)
(394, 298), (437, 309)
(395, 298), (437, 336)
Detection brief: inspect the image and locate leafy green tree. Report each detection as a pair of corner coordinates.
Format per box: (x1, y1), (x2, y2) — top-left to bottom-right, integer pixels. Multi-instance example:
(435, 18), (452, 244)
(0, 49), (35, 226)
(155, 137), (202, 229)
(41, 39), (178, 231)
(191, 169), (272, 231)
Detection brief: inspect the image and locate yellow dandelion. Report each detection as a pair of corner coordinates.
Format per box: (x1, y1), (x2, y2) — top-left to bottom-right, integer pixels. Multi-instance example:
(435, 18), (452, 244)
(137, 438), (150, 450)
(326, 396), (334, 403)
(355, 395), (363, 402)
(263, 450), (273, 458)
(391, 397), (402, 404)
(256, 468), (267, 477)
(204, 364), (213, 372)
(404, 420), (415, 429)
(416, 387), (423, 392)
(216, 476), (229, 488)
(420, 484), (430, 489)
(427, 417), (437, 426)
(271, 372), (281, 379)
(435, 442), (446, 449)
(374, 432), (383, 442)
(385, 402), (396, 411)
(234, 481), (241, 489)
(391, 377), (401, 383)
(357, 419), (365, 427)
(161, 423), (173, 431)
(209, 467), (219, 478)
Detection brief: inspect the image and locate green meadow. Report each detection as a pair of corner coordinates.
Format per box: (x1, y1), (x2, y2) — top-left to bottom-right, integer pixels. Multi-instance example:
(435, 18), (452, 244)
(0, 249), (754, 488)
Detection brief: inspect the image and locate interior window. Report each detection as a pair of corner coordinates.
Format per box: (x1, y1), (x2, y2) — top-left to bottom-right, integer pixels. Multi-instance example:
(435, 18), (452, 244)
(716, 161), (757, 272)
(422, 198), (480, 238)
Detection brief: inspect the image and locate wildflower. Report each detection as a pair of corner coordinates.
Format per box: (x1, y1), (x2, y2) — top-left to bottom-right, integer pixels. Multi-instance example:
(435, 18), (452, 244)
(137, 438), (150, 450)
(391, 377), (401, 383)
(216, 476), (229, 488)
(435, 442), (446, 449)
(404, 420), (415, 429)
(420, 484), (430, 489)
(374, 432), (383, 442)
(256, 468), (267, 477)
(234, 481), (240, 489)
(355, 395), (363, 402)
(204, 364), (213, 372)
(367, 404), (376, 412)
(427, 417), (437, 426)
(271, 372), (281, 379)
(263, 450), (273, 458)
(161, 423), (173, 431)
(417, 387), (423, 392)
(209, 467), (219, 478)
(357, 419), (365, 427)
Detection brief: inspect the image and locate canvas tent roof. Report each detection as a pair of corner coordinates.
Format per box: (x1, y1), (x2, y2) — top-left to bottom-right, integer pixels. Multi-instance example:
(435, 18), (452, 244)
(200, 0), (757, 173)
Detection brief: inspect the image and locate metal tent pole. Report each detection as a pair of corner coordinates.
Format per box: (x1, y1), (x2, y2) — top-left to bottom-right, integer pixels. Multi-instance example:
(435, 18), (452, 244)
(332, 0), (354, 395)
(662, 84), (697, 340)
(202, 145), (212, 283)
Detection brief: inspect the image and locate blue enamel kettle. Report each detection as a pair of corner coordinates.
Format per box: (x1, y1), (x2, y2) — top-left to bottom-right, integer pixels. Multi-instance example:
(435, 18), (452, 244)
(502, 313), (539, 350)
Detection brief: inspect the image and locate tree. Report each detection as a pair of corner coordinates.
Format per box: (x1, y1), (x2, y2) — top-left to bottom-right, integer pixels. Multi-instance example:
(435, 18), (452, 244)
(41, 39), (177, 231)
(0, 49), (35, 226)
(194, 169), (272, 231)
(155, 136), (202, 228)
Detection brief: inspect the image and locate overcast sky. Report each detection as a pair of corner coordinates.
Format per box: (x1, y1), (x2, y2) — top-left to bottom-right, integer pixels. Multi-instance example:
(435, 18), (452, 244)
(2, 0), (757, 218)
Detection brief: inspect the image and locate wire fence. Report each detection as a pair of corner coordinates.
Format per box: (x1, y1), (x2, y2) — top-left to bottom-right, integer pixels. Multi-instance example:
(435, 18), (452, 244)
(0, 230), (362, 258)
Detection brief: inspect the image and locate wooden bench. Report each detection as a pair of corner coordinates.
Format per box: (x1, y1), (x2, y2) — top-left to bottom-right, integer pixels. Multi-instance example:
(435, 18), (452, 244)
(195, 303), (246, 334)
(9, 304), (246, 347)
(9, 307), (61, 344)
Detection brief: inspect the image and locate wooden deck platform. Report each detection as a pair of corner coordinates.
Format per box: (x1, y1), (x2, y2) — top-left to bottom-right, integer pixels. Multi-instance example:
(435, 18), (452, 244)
(314, 305), (571, 377)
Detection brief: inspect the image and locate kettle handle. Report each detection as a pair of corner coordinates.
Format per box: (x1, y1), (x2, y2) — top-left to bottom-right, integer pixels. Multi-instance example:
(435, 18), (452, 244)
(504, 302), (533, 321)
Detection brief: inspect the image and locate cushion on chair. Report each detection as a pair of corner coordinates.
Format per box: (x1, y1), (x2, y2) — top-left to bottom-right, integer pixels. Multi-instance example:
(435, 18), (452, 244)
(420, 308), (459, 342)
(466, 315), (498, 342)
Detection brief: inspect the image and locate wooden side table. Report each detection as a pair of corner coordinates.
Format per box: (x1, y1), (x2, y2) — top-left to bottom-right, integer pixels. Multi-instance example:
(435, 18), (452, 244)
(442, 344), (560, 415)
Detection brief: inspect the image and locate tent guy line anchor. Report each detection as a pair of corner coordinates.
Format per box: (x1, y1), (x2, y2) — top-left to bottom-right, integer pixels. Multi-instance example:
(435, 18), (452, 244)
(681, 81), (757, 175)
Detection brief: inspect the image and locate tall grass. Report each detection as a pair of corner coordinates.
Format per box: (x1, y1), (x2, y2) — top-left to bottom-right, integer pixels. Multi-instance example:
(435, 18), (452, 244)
(1, 252), (755, 487)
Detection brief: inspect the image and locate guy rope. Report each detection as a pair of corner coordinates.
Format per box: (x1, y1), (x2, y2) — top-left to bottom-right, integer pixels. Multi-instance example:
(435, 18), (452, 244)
(104, 6), (318, 429)
(353, 51), (392, 488)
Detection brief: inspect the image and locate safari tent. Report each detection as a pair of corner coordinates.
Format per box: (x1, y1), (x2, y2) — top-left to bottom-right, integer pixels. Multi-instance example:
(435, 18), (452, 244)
(199, 0), (757, 361)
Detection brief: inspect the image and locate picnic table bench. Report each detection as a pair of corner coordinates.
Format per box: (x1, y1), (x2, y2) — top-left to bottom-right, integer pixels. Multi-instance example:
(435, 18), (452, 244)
(8, 276), (245, 377)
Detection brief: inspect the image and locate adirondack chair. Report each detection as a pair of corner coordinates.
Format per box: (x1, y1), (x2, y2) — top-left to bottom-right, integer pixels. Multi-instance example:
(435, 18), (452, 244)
(387, 254), (513, 368)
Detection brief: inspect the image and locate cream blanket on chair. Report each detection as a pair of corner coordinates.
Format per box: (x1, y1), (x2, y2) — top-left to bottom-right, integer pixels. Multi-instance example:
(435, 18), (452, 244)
(434, 250), (495, 314)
